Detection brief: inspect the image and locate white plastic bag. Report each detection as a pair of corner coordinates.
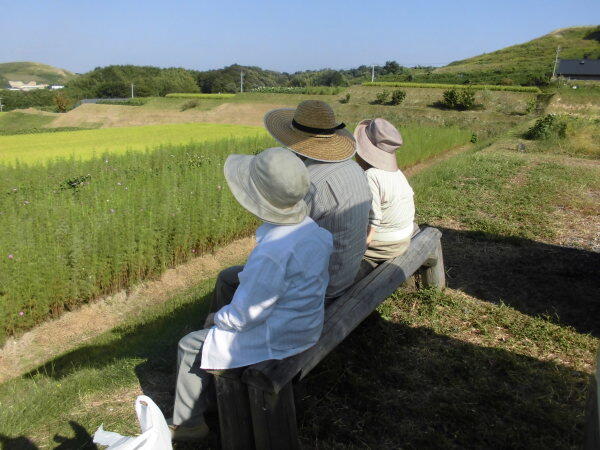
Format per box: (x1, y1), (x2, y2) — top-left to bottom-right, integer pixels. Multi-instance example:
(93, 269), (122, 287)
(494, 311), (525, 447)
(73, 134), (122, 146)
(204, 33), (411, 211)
(93, 395), (172, 450)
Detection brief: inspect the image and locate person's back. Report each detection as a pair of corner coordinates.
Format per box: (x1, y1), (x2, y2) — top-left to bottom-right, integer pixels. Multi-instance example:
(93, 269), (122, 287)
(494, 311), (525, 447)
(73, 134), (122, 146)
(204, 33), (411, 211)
(304, 158), (371, 298)
(364, 167), (414, 243)
(263, 100), (372, 299)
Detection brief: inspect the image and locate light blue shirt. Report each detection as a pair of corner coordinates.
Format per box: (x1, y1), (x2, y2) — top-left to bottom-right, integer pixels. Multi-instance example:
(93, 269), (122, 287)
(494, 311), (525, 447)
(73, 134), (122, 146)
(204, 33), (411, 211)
(201, 217), (333, 370)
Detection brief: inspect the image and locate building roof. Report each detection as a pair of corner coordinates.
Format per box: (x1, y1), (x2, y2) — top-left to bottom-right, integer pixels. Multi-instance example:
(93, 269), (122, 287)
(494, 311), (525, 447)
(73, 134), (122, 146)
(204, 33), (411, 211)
(557, 59), (600, 76)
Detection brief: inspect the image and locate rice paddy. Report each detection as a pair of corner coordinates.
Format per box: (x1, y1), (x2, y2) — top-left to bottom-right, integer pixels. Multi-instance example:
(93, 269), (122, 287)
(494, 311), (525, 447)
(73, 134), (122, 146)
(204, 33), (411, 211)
(0, 122), (267, 164)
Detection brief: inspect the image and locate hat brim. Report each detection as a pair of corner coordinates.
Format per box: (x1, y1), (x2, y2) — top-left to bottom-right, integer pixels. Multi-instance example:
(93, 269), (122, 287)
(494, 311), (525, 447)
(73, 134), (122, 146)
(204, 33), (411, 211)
(354, 120), (399, 172)
(224, 154), (308, 225)
(264, 108), (356, 162)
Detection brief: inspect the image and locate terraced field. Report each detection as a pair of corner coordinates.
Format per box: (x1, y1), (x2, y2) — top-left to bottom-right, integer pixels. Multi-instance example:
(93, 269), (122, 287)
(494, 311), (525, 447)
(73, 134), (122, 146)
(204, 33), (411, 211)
(0, 122), (267, 164)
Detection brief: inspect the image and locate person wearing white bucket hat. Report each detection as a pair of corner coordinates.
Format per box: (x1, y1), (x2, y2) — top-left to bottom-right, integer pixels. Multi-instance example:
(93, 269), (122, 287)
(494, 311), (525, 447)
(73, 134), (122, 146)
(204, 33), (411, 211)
(169, 147), (333, 442)
(354, 118), (416, 279)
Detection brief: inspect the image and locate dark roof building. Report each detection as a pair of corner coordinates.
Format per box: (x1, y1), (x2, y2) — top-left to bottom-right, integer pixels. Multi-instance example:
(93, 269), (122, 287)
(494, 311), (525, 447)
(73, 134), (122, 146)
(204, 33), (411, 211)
(556, 59), (600, 81)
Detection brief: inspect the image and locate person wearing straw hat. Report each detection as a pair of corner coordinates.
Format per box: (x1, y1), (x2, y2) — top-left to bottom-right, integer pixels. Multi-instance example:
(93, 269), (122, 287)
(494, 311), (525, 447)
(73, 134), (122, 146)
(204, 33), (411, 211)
(353, 118), (416, 279)
(262, 100), (372, 300)
(169, 147), (333, 441)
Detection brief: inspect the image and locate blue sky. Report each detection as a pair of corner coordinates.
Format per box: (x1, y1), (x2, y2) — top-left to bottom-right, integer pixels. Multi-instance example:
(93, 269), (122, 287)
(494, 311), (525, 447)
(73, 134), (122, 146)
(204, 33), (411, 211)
(0, 0), (598, 73)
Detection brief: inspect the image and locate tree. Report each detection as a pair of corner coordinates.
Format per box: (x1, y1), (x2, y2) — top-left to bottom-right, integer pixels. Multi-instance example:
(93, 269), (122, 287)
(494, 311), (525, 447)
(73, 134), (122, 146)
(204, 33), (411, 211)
(382, 61), (403, 75)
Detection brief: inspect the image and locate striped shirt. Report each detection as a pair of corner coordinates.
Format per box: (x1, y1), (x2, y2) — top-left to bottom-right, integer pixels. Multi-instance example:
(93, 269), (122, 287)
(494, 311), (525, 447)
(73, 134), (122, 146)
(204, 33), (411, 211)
(304, 158), (372, 298)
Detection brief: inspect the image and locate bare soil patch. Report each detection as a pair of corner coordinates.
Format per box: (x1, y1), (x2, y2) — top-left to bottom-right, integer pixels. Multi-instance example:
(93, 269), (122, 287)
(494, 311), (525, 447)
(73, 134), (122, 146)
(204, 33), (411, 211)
(0, 237), (254, 382)
(49, 102), (286, 128)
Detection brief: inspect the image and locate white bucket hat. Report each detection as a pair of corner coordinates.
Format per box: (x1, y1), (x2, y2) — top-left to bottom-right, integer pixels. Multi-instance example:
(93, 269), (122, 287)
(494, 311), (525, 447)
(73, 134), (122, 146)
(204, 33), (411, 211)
(354, 118), (403, 172)
(224, 147), (309, 225)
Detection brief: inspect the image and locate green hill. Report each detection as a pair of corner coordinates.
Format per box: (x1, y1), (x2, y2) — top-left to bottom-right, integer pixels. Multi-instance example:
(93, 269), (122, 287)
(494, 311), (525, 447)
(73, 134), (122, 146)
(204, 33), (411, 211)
(434, 26), (600, 83)
(0, 62), (75, 87)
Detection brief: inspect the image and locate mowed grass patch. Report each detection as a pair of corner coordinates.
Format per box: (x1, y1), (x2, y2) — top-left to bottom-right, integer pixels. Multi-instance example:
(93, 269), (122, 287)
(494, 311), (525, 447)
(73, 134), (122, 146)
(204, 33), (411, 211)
(0, 122), (268, 165)
(411, 143), (600, 241)
(0, 135), (275, 343)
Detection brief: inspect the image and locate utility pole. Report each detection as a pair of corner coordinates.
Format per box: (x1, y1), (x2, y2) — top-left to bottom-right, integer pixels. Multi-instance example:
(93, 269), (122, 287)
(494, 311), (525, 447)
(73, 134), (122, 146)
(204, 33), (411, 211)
(0, 97), (3, 113)
(131, 83), (134, 98)
(371, 65), (375, 82)
(552, 46), (561, 79)
(240, 70), (244, 93)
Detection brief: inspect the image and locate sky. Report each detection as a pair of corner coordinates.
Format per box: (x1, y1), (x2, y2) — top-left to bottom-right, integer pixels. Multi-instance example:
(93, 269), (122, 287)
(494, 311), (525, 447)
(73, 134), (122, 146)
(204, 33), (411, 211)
(0, 0), (598, 74)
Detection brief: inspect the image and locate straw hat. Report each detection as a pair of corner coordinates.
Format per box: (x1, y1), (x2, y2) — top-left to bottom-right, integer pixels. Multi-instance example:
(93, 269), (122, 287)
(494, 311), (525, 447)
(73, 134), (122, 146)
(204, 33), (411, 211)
(264, 100), (356, 162)
(354, 118), (402, 172)
(224, 147), (309, 225)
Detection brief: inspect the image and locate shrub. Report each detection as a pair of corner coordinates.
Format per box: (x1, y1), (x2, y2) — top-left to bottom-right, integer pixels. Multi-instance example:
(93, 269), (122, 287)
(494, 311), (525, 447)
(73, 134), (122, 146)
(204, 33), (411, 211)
(363, 81), (541, 93)
(0, 89), (56, 111)
(180, 100), (199, 111)
(441, 88), (476, 110)
(374, 91), (390, 104)
(339, 93), (351, 104)
(500, 78), (514, 86)
(470, 133), (478, 143)
(166, 93), (236, 99)
(523, 114), (567, 140)
(249, 86), (344, 95)
(389, 89), (406, 105)
(525, 98), (537, 114)
(53, 92), (72, 113)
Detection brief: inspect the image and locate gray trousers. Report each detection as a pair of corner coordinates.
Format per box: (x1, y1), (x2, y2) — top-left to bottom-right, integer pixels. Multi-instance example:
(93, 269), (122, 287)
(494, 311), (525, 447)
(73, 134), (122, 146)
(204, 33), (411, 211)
(172, 266), (243, 427)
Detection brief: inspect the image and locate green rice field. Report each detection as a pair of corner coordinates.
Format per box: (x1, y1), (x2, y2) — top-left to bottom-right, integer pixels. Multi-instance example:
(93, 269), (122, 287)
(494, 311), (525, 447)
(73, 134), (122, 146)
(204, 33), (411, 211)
(0, 122), (267, 164)
(0, 122), (471, 343)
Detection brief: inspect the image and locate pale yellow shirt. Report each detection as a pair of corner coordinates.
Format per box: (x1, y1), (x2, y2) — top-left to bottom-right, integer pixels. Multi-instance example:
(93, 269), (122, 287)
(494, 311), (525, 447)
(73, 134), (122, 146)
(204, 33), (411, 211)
(366, 168), (415, 242)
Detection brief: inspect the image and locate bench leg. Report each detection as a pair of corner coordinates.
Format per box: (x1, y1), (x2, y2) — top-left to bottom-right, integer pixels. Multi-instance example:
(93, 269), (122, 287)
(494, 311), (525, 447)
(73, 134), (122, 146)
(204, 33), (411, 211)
(214, 375), (255, 450)
(421, 238), (446, 289)
(248, 382), (300, 450)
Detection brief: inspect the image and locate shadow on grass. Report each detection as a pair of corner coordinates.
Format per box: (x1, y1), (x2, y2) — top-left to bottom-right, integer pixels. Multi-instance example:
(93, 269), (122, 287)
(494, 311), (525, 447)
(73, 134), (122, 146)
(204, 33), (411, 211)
(18, 229), (598, 448)
(0, 421), (97, 449)
(428, 101), (486, 111)
(298, 312), (591, 449)
(437, 227), (600, 337)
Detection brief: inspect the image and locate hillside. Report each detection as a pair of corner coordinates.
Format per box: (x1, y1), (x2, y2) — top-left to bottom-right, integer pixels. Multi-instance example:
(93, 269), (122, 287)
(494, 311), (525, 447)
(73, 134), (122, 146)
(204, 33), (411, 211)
(435, 26), (600, 80)
(0, 62), (75, 86)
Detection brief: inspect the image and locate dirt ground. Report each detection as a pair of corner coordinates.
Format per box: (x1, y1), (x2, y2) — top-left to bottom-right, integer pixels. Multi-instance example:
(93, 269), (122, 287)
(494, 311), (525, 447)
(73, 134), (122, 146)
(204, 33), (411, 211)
(48, 102), (286, 128)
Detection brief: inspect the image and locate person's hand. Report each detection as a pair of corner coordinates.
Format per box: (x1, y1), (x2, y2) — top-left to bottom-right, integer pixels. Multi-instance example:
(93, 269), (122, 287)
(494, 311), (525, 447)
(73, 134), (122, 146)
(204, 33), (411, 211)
(203, 313), (215, 328)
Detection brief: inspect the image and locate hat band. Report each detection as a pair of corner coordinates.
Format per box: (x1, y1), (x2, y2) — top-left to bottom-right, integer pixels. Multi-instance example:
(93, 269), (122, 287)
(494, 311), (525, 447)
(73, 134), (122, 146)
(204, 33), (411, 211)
(292, 119), (346, 135)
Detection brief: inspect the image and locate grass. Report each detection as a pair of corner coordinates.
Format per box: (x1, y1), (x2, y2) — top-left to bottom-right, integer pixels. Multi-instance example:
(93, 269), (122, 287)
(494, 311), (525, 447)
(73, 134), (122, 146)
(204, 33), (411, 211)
(0, 122), (470, 342)
(165, 93), (236, 99)
(0, 132), (597, 448)
(395, 125), (470, 167)
(0, 111), (54, 132)
(434, 26), (600, 77)
(0, 122), (268, 164)
(364, 81), (541, 93)
(250, 86), (345, 95)
(412, 142), (600, 241)
(0, 135), (274, 342)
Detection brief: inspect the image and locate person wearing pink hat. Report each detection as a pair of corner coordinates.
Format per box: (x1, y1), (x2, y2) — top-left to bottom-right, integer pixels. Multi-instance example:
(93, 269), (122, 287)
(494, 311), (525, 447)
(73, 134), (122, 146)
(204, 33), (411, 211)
(354, 118), (416, 278)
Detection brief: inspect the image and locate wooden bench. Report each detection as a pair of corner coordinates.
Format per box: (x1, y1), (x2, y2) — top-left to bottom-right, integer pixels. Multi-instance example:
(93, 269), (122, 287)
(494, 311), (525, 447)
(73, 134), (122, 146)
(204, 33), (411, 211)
(210, 226), (445, 449)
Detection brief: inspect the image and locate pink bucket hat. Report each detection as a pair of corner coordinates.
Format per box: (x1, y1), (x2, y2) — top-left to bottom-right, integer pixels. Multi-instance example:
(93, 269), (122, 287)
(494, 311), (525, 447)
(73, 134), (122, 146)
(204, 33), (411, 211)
(354, 118), (403, 172)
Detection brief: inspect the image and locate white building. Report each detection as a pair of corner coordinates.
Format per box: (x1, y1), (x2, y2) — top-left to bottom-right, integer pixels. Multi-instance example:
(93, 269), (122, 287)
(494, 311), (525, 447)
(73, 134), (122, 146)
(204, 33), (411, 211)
(7, 81), (49, 91)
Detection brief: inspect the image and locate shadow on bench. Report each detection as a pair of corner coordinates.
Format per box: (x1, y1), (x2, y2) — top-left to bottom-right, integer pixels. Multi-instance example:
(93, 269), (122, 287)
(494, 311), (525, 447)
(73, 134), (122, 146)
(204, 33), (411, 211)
(208, 226), (445, 449)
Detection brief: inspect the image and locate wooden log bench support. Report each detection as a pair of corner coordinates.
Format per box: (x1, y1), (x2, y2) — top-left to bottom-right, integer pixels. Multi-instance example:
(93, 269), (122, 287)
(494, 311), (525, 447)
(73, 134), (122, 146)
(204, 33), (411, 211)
(212, 226), (445, 449)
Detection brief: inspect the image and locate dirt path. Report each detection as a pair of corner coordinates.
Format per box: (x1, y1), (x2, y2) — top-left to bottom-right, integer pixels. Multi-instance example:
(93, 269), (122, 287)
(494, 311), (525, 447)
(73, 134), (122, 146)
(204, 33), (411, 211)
(0, 237), (254, 382)
(0, 142), (474, 383)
